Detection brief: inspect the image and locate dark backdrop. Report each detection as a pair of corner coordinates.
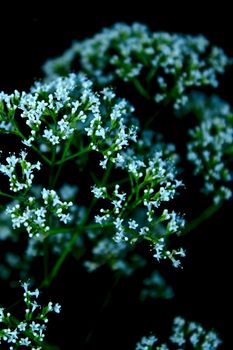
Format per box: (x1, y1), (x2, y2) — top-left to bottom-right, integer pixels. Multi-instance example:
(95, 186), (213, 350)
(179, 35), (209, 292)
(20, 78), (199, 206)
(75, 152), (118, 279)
(0, 3), (232, 349)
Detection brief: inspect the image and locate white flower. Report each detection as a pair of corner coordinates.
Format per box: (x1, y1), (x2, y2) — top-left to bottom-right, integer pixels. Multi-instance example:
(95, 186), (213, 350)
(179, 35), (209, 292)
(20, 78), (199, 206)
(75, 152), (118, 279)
(91, 185), (106, 199)
(53, 303), (61, 313)
(19, 337), (31, 346)
(18, 322), (27, 332)
(43, 129), (60, 145)
(128, 219), (138, 230)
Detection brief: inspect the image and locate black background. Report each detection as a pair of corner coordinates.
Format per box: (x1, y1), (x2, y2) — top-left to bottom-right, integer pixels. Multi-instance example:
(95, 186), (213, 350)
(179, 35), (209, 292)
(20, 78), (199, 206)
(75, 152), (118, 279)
(0, 2), (232, 349)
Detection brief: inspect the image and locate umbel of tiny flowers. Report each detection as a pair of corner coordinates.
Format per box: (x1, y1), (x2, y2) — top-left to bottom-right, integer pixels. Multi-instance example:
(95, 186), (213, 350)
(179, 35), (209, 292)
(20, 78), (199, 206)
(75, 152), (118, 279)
(6, 188), (73, 238)
(43, 22), (230, 109)
(0, 151), (41, 192)
(135, 316), (222, 350)
(0, 72), (185, 276)
(0, 281), (61, 349)
(181, 92), (233, 204)
(42, 22), (233, 205)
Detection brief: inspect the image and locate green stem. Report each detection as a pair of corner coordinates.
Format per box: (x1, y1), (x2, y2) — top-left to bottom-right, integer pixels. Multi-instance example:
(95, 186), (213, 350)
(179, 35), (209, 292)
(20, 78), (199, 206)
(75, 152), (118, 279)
(225, 144), (233, 156)
(43, 147), (57, 282)
(146, 66), (158, 83)
(181, 203), (222, 235)
(42, 162), (114, 287)
(43, 237), (49, 282)
(84, 273), (121, 345)
(107, 176), (130, 188)
(49, 147), (56, 187)
(12, 127), (51, 165)
(52, 138), (73, 187)
(31, 145), (51, 165)
(42, 229), (79, 287)
(83, 222), (114, 230)
(48, 227), (73, 235)
(55, 146), (90, 165)
(48, 222), (114, 236)
(144, 94), (173, 129)
(144, 109), (161, 129)
(0, 191), (17, 200)
(132, 78), (151, 100)
(101, 162), (113, 185)
(42, 210), (93, 286)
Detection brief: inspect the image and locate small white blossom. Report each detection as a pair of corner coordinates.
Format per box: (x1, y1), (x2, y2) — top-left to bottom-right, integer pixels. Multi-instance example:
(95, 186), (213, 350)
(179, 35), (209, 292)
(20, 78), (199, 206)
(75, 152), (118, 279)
(91, 185), (107, 199)
(53, 303), (61, 313)
(128, 219), (138, 230)
(43, 129), (60, 145)
(19, 337), (31, 346)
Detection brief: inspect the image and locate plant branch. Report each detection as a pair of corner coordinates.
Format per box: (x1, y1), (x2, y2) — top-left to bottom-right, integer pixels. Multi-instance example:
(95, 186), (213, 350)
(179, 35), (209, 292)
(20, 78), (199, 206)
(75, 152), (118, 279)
(181, 203), (222, 235)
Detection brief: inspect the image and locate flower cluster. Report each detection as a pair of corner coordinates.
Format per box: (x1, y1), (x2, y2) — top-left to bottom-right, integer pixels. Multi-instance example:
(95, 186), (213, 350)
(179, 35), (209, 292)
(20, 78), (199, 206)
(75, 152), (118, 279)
(0, 282), (60, 349)
(92, 148), (185, 267)
(136, 335), (157, 350)
(43, 23), (229, 109)
(185, 93), (233, 203)
(1, 73), (137, 167)
(6, 188), (73, 238)
(84, 134), (185, 269)
(83, 234), (146, 276)
(136, 316), (221, 349)
(0, 151), (41, 192)
(140, 270), (174, 300)
(0, 71), (184, 267)
(0, 90), (20, 133)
